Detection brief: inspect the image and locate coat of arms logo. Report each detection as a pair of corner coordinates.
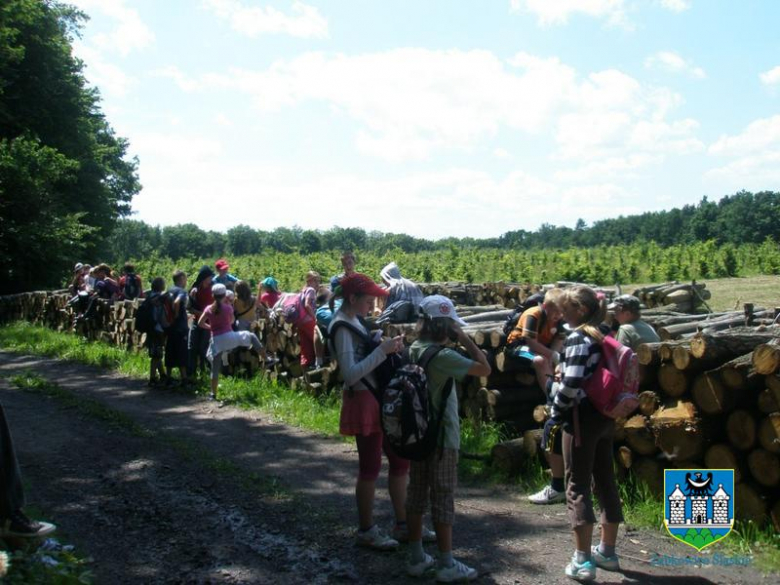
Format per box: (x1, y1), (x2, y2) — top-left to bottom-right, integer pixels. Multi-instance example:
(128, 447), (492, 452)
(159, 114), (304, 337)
(664, 469), (735, 551)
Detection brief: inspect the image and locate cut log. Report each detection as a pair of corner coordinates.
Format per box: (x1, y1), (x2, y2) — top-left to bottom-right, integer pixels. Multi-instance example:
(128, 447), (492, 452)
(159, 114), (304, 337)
(650, 400), (706, 462)
(767, 373), (780, 394)
(704, 444), (742, 483)
(757, 388), (780, 415)
(691, 372), (735, 416)
(714, 352), (759, 391)
(726, 410), (756, 451)
(637, 342), (663, 366)
(533, 404), (549, 424)
(522, 429), (543, 458)
(752, 338), (780, 375)
(747, 449), (780, 487)
(638, 390), (660, 417)
(690, 328), (780, 366)
(735, 483), (767, 524)
(491, 438), (526, 474)
(617, 445), (633, 469)
(623, 415), (657, 456)
(758, 414), (780, 454)
(657, 364), (690, 398)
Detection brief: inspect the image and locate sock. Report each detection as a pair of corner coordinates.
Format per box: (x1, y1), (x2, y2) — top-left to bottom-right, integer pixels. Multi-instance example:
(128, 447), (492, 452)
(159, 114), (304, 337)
(575, 550), (590, 564)
(438, 551), (454, 568)
(598, 543), (616, 557)
(408, 540), (424, 564)
(315, 358), (322, 368)
(551, 477), (565, 492)
(358, 524), (374, 534)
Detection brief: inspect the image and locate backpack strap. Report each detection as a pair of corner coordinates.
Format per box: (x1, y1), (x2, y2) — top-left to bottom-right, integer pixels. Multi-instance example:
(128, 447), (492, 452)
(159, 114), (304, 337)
(415, 344), (454, 457)
(328, 319), (380, 398)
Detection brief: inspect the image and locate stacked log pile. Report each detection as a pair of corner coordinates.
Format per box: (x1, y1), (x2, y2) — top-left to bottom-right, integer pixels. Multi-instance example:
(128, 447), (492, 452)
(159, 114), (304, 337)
(632, 282), (712, 313)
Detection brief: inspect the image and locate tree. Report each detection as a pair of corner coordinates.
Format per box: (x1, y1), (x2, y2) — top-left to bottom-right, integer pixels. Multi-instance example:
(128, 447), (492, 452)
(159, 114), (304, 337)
(0, 0), (140, 292)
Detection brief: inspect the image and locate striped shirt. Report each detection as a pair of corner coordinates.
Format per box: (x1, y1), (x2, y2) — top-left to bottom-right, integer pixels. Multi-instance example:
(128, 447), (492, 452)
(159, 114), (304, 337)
(550, 330), (603, 420)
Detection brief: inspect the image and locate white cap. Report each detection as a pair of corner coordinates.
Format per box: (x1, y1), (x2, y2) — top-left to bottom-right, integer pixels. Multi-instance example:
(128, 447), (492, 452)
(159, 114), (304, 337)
(212, 283), (227, 297)
(225, 290), (235, 301)
(74, 262), (84, 272)
(419, 295), (467, 326)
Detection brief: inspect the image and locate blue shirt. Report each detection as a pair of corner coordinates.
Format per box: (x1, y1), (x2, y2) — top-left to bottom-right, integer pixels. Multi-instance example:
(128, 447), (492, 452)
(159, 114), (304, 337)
(214, 273), (238, 286)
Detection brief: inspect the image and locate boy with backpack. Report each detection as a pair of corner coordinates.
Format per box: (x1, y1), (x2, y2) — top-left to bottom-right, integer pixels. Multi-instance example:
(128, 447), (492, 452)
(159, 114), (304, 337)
(137, 277), (168, 386)
(405, 295), (491, 582)
(119, 263), (144, 300)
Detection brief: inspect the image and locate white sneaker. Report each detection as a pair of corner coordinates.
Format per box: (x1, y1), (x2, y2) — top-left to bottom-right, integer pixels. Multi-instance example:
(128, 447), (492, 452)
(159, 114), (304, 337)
(591, 545), (620, 571)
(355, 525), (398, 551)
(392, 524), (437, 543)
(436, 559), (478, 582)
(528, 485), (565, 505)
(407, 552), (435, 577)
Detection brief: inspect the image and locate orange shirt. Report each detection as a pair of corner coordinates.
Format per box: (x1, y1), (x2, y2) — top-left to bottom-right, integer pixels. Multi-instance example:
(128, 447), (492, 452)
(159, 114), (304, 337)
(506, 306), (560, 347)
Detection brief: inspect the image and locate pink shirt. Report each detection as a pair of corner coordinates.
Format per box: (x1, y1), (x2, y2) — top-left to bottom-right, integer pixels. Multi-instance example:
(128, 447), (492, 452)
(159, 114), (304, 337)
(260, 291), (281, 308)
(203, 302), (234, 337)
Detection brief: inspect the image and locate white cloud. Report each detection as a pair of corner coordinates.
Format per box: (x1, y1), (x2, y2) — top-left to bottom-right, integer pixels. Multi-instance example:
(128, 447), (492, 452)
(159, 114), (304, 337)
(706, 115), (780, 187)
(510, 0), (630, 28)
(760, 66), (780, 86)
(658, 0), (691, 12)
(151, 66), (202, 92)
(70, 0), (154, 56)
(645, 51), (706, 79)
(73, 41), (136, 97)
(493, 148), (511, 159)
(171, 48), (700, 170)
(201, 0), (328, 39)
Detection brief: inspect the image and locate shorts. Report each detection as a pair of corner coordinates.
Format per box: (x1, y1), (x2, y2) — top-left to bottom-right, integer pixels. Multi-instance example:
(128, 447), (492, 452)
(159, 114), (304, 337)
(165, 329), (188, 369)
(146, 331), (164, 359)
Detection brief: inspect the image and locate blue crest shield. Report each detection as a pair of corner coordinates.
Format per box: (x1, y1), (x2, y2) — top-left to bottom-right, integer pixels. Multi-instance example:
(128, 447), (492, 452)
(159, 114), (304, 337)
(664, 468), (735, 551)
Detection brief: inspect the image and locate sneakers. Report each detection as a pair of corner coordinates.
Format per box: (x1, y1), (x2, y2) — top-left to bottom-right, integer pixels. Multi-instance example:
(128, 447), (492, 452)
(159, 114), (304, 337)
(392, 524), (437, 543)
(565, 556), (596, 582)
(436, 559), (478, 582)
(528, 485), (566, 505)
(355, 525), (398, 551)
(591, 545), (620, 571)
(407, 552), (435, 577)
(0, 510), (57, 538)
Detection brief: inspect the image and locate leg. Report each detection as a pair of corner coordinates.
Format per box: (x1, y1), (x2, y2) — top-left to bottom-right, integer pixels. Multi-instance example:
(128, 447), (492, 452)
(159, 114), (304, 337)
(354, 433), (383, 530)
(313, 326), (325, 367)
(383, 435), (409, 524)
(532, 354), (552, 392)
(210, 352), (221, 398)
(298, 322), (315, 368)
(0, 403), (25, 518)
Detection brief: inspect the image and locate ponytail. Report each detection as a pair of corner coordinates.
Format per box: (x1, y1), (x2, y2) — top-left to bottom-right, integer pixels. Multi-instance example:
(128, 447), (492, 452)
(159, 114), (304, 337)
(212, 296), (222, 317)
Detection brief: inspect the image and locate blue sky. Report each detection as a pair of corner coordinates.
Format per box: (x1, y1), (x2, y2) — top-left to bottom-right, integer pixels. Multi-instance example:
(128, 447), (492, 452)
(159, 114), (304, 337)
(68, 0), (780, 239)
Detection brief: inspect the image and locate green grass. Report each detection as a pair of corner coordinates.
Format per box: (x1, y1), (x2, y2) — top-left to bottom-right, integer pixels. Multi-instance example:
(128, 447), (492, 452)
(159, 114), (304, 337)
(0, 545), (93, 584)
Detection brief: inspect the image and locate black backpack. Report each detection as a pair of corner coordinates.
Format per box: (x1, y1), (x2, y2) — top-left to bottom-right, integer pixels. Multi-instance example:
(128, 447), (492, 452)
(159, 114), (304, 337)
(134, 296), (156, 334)
(329, 319), (404, 390)
(502, 292), (545, 336)
(381, 345), (452, 461)
(123, 274), (141, 300)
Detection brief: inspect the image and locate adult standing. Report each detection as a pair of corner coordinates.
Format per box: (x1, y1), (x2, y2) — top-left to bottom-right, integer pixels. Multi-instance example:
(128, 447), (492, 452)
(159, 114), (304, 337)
(608, 295), (660, 350)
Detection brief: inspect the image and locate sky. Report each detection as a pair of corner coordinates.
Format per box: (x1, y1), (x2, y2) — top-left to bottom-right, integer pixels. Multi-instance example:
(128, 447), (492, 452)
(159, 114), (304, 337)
(68, 0), (780, 240)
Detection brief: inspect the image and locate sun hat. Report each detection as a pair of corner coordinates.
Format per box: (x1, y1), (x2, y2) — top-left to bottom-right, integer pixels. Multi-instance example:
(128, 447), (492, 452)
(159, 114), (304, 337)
(340, 273), (388, 298)
(262, 276), (279, 291)
(212, 283), (227, 297)
(419, 295), (467, 326)
(215, 259), (229, 271)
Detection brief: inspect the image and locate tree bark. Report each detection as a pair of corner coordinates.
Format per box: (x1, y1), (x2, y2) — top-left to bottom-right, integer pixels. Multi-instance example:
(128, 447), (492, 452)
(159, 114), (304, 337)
(726, 410), (756, 451)
(748, 449), (780, 488)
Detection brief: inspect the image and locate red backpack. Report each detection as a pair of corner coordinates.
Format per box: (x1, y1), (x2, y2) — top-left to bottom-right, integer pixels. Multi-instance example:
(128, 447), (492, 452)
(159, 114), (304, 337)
(583, 335), (639, 419)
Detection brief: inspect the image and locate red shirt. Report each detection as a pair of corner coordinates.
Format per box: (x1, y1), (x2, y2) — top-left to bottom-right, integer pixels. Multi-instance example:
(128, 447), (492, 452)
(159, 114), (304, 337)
(191, 286), (214, 314)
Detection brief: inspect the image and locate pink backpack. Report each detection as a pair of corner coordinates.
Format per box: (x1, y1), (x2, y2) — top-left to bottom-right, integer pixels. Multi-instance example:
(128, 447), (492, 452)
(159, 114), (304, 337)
(583, 335), (640, 419)
(279, 292), (305, 324)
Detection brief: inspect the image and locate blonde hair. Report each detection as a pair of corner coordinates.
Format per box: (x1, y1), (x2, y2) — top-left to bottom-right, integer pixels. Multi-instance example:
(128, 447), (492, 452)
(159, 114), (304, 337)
(563, 285), (606, 342)
(543, 288), (565, 308)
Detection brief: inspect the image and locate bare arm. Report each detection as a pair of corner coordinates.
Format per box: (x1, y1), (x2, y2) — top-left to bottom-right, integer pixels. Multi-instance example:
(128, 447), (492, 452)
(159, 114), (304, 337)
(453, 324), (491, 377)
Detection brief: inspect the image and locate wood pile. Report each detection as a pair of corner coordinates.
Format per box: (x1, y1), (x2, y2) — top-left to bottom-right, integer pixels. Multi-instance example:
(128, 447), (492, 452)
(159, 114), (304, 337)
(632, 281), (712, 313)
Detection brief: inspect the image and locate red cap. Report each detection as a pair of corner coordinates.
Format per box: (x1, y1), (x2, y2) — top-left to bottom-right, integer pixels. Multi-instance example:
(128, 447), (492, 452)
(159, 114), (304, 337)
(340, 273), (388, 298)
(215, 259), (229, 271)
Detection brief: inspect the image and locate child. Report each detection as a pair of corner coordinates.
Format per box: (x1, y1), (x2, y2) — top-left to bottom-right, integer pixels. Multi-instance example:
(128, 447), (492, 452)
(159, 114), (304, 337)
(549, 285), (624, 582)
(257, 277), (281, 311)
(233, 280), (257, 331)
(165, 270), (189, 386)
(146, 277), (167, 386)
(405, 295), (491, 582)
(297, 271), (320, 370)
(198, 284), (262, 401)
(188, 266), (215, 376)
(328, 273), (411, 550)
(313, 286), (333, 368)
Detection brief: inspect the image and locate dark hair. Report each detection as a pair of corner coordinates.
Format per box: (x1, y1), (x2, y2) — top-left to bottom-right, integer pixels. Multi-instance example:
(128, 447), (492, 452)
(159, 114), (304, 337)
(211, 294), (223, 317)
(316, 285), (331, 306)
(123, 263), (135, 274)
(151, 277), (165, 293)
(417, 315), (452, 343)
(235, 280), (252, 303)
(329, 285), (363, 313)
(563, 285), (606, 342)
(172, 270), (186, 285)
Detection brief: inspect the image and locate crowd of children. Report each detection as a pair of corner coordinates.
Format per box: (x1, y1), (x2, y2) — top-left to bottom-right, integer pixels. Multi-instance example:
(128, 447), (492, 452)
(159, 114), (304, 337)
(62, 251), (643, 582)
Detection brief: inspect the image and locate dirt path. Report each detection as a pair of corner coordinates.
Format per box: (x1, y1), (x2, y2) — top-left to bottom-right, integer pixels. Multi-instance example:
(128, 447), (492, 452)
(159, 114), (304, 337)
(0, 351), (773, 584)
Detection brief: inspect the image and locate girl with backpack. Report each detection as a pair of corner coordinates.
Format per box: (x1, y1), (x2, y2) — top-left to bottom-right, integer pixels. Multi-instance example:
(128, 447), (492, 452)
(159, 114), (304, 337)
(198, 283), (262, 401)
(327, 273), (411, 551)
(404, 295), (491, 582)
(548, 285), (624, 582)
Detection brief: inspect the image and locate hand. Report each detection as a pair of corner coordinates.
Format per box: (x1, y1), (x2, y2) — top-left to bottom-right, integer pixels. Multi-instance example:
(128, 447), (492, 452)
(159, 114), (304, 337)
(550, 350), (561, 365)
(380, 335), (404, 355)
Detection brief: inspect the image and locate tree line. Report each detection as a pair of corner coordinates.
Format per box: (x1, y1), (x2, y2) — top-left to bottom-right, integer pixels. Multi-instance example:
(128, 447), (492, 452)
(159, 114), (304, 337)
(105, 191), (780, 262)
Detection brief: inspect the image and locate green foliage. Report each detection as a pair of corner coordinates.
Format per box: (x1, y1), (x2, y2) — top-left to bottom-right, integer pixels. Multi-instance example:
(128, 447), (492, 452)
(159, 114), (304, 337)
(682, 528), (716, 549)
(108, 240), (780, 293)
(0, 0), (139, 294)
(1, 545), (93, 584)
